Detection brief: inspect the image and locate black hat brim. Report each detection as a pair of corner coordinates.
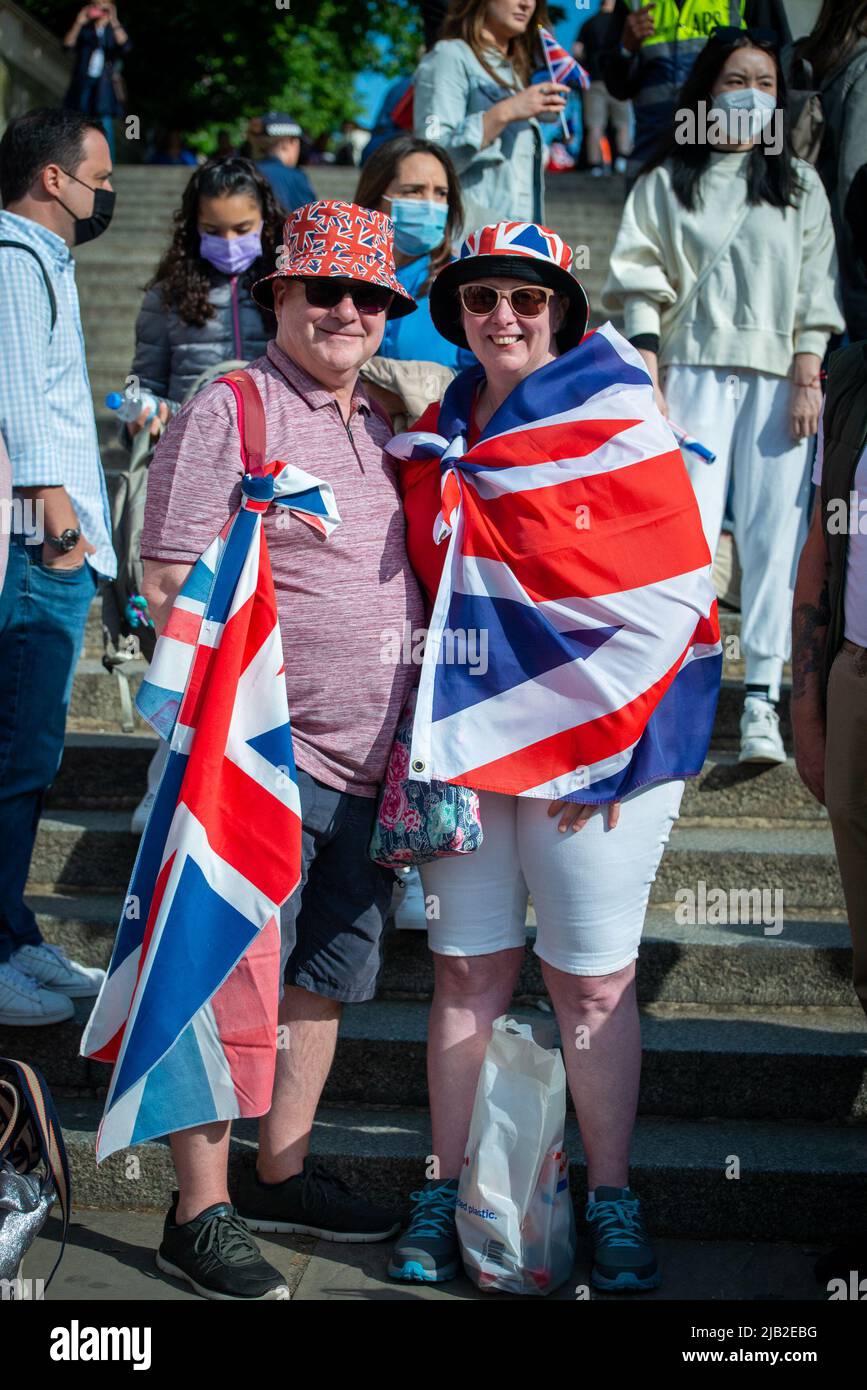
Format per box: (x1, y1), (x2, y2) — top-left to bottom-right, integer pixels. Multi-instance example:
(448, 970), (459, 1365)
(429, 255), (589, 351)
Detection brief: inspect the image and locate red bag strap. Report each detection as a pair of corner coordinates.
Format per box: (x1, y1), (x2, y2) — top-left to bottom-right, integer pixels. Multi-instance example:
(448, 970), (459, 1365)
(217, 369), (267, 476)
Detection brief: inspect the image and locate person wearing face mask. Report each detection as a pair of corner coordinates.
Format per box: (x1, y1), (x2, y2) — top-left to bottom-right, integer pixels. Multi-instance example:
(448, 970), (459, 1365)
(598, 1), (791, 184)
(122, 156), (283, 833)
(355, 137), (476, 390)
(602, 29), (844, 766)
(0, 109), (118, 1026)
(126, 157), (283, 439)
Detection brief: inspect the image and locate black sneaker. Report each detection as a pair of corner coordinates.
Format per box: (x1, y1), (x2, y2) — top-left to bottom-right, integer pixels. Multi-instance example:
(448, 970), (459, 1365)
(156, 1193), (290, 1300)
(235, 1157), (400, 1242)
(387, 1178), (461, 1283)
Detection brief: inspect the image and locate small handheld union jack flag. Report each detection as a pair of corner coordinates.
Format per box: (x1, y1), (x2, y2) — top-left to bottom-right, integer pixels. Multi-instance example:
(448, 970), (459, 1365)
(538, 25), (591, 91)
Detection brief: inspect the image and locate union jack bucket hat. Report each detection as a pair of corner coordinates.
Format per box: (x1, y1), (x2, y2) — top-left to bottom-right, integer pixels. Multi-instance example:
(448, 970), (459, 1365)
(251, 199), (416, 319)
(429, 220), (589, 351)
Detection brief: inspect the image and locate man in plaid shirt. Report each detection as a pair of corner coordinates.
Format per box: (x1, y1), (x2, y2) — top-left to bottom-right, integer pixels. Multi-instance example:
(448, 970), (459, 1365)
(0, 109), (116, 1026)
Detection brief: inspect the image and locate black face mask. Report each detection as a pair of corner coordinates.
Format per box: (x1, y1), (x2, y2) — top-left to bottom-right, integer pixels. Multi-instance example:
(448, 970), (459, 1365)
(57, 168), (116, 245)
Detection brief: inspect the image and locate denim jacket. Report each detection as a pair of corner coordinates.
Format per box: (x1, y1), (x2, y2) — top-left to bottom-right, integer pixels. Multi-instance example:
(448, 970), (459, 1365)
(413, 39), (544, 236)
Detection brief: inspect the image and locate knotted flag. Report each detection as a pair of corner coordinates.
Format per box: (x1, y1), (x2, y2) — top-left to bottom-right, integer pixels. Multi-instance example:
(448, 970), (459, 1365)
(386, 323), (722, 802)
(81, 452), (341, 1161)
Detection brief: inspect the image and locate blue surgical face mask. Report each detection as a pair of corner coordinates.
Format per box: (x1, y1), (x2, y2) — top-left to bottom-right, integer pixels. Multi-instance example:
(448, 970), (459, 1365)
(711, 86), (778, 136)
(385, 198), (449, 257)
(199, 226), (263, 275)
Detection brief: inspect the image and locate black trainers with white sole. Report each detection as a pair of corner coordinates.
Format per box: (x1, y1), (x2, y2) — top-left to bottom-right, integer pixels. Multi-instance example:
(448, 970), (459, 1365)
(235, 1157), (400, 1242)
(156, 1193), (290, 1300)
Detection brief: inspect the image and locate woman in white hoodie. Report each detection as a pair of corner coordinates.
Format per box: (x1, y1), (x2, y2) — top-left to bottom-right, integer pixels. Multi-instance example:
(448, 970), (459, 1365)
(602, 27), (844, 765)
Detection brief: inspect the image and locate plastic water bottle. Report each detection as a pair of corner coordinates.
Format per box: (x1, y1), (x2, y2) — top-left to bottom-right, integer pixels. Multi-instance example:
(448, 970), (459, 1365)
(106, 389), (160, 424)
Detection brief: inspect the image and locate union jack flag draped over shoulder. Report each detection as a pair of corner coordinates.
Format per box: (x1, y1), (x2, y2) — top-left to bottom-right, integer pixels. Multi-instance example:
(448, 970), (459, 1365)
(386, 323), (722, 802)
(538, 25), (591, 91)
(81, 421), (341, 1161)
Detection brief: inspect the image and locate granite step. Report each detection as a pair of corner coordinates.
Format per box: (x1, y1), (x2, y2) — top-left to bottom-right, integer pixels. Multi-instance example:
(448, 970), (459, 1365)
(53, 1098), (867, 1241)
(48, 730), (825, 825)
(28, 893), (855, 1007)
(27, 814), (841, 905)
(7, 995), (865, 1122)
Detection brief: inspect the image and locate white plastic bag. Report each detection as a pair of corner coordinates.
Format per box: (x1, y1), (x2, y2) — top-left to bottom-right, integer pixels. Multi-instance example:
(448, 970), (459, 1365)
(456, 1015), (576, 1295)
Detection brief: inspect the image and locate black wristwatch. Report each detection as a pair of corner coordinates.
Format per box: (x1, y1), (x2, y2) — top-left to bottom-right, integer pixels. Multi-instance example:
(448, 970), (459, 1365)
(46, 527), (81, 553)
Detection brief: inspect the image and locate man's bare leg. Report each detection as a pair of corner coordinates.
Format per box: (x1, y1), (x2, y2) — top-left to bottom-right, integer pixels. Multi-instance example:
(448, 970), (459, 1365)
(256, 984), (342, 1183)
(171, 1122), (232, 1223)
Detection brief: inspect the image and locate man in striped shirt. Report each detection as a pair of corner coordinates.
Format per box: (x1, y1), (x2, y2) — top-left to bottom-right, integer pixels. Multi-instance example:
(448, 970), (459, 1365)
(0, 109), (116, 1026)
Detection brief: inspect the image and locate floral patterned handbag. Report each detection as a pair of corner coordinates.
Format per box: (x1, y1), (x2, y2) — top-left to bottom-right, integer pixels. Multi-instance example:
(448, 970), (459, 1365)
(370, 689), (483, 869)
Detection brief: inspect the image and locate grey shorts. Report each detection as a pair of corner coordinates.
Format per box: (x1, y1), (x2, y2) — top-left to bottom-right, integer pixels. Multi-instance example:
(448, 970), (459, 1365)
(279, 768), (393, 1004)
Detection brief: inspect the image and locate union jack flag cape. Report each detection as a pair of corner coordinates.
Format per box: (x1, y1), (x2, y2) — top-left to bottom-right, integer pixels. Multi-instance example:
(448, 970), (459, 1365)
(538, 25), (591, 91)
(386, 324), (722, 802)
(81, 455), (340, 1161)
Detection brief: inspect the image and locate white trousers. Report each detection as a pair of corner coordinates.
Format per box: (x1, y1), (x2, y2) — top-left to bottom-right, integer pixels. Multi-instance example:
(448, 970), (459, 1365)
(664, 365), (811, 701)
(420, 779), (685, 977)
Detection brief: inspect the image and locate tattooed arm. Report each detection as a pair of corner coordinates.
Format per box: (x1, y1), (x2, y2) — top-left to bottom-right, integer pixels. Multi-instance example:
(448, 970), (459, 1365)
(791, 501), (831, 805)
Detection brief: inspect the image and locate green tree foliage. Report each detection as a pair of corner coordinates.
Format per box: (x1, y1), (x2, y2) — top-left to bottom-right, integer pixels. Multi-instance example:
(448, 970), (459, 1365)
(21, 0), (422, 135)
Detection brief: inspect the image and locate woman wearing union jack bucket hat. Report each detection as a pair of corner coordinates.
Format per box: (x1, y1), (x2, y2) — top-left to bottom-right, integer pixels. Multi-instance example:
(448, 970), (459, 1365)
(383, 219), (722, 1294)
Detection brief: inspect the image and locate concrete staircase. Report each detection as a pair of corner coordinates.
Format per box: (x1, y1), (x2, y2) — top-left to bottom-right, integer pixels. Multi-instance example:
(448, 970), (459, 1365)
(5, 166), (865, 1241)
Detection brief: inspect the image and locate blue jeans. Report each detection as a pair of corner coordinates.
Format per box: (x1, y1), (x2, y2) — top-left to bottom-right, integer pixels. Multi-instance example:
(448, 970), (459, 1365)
(0, 536), (97, 962)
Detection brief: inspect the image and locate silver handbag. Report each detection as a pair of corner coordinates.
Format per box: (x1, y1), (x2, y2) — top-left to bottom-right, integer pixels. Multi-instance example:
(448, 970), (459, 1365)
(0, 1059), (70, 1290)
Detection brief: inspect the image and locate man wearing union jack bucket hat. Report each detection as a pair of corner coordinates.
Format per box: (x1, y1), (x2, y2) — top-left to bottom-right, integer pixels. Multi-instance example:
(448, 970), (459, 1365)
(251, 197), (417, 318)
(126, 197), (430, 1298)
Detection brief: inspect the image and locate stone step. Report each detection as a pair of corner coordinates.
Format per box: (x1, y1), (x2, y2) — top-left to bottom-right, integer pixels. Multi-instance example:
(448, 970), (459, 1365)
(50, 731), (824, 826)
(29, 892), (855, 1007)
(65, 652), (796, 756)
(325, 1000), (867, 1121)
(68, 659), (148, 733)
(656, 824), (840, 910)
(8, 996), (865, 1121)
(51, 1097), (867, 1240)
(47, 733), (158, 811)
(27, 813), (840, 904)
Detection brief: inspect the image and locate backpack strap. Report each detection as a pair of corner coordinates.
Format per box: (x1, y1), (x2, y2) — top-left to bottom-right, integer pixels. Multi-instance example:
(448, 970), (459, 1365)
(217, 369), (267, 475)
(0, 241), (58, 333)
(0, 1057), (71, 1289)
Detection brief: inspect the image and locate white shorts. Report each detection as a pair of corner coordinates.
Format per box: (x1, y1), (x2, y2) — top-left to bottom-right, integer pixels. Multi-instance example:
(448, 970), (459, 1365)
(420, 779), (685, 976)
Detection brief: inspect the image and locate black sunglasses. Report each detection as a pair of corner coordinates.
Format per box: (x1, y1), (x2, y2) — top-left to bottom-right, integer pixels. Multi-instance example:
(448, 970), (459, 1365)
(709, 24), (778, 49)
(301, 278), (393, 315)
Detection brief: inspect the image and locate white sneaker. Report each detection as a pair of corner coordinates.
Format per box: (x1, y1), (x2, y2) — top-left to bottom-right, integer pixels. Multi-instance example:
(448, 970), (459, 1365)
(739, 696), (786, 764)
(614, 155), (628, 175)
(131, 788), (156, 834)
(0, 961), (75, 1026)
(11, 943), (106, 999)
(391, 868), (429, 931)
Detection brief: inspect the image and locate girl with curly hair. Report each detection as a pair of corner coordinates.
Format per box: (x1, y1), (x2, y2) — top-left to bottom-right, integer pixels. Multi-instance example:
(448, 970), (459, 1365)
(125, 156), (283, 438)
(124, 157), (284, 833)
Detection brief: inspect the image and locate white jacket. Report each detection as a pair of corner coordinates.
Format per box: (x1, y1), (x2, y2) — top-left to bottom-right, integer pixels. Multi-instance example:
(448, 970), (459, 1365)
(601, 152), (845, 376)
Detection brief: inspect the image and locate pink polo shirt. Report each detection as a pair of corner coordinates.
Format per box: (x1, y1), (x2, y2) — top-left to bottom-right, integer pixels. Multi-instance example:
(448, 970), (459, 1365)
(141, 340), (424, 797)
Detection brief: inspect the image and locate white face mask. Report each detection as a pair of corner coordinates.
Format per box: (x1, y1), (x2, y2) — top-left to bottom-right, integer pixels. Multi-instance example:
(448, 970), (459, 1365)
(711, 86), (778, 138)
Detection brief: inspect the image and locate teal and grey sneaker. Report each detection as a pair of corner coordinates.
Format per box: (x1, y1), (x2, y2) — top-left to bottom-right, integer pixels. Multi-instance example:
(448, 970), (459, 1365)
(387, 1178), (460, 1283)
(585, 1186), (661, 1292)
